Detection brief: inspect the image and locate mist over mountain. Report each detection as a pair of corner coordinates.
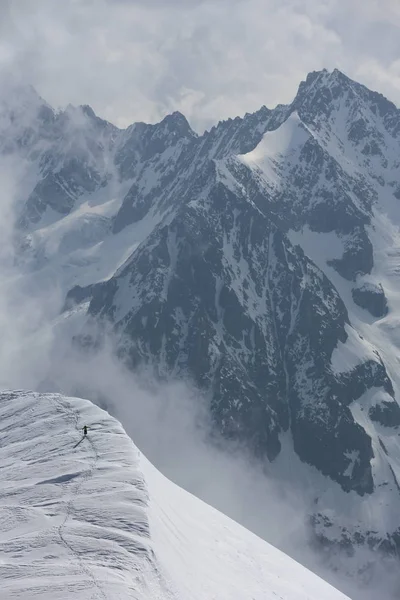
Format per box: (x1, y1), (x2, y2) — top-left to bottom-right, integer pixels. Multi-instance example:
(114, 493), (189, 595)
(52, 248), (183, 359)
(2, 68), (400, 598)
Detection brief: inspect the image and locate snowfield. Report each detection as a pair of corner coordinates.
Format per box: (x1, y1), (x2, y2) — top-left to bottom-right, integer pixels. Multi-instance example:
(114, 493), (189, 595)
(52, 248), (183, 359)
(0, 390), (349, 600)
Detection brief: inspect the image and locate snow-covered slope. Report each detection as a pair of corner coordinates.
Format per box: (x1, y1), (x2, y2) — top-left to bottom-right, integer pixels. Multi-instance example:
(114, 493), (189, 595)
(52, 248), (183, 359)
(0, 390), (348, 600)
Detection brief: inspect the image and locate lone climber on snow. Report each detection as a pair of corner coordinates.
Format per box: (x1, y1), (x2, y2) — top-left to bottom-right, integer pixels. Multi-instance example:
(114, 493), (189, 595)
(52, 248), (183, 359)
(73, 425), (89, 448)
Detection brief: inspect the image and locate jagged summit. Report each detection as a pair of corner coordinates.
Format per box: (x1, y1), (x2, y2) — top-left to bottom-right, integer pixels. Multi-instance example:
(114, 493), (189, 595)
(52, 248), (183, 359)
(295, 68), (367, 100)
(80, 104), (97, 119)
(291, 67), (400, 128)
(3, 67), (399, 149)
(159, 110), (196, 135)
(119, 110), (195, 141)
(298, 68), (349, 87)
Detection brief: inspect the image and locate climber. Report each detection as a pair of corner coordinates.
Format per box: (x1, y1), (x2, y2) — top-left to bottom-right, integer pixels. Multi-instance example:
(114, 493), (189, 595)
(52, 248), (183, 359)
(83, 425), (88, 436)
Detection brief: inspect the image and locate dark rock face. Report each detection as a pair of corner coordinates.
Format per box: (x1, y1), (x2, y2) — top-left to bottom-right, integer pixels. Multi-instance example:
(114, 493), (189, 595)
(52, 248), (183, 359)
(352, 283), (389, 317)
(62, 284), (94, 312)
(328, 231), (374, 282)
(115, 112), (195, 180)
(20, 156), (106, 226)
(310, 512), (400, 564)
(22, 164), (100, 225)
(0, 96), (118, 229)
(86, 170), (386, 494)
(112, 115), (197, 233)
(369, 400), (400, 427)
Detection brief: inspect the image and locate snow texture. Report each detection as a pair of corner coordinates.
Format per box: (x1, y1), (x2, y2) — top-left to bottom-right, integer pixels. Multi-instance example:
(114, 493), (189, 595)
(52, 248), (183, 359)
(0, 390), (349, 600)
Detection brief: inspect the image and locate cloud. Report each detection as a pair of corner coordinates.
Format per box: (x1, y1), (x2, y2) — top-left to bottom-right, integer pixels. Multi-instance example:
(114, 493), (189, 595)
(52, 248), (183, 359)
(0, 0), (397, 132)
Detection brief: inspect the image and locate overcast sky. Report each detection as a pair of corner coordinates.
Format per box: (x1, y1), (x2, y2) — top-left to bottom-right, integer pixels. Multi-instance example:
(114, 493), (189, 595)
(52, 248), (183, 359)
(1, 0), (400, 131)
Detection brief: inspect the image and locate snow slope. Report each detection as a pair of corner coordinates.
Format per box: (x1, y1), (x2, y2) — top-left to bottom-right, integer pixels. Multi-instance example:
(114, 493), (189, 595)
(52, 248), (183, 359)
(0, 390), (349, 600)
(240, 111), (311, 189)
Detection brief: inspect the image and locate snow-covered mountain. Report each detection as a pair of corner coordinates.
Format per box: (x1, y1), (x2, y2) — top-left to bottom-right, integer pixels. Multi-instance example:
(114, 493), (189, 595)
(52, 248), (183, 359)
(3, 68), (400, 592)
(0, 390), (349, 600)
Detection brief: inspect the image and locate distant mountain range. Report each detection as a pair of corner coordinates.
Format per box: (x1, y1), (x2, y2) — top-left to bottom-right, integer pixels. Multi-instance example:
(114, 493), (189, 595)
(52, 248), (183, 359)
(3, 68), (400, 585)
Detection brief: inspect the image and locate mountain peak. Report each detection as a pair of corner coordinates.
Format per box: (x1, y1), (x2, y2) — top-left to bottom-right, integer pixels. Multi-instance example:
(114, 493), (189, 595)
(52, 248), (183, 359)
(158, 110), (196, 138)
(293, 68), (399, 124)
(80, 104), (96, 119)
(291, 68), (368, 124)
(296, 68), (351, 98)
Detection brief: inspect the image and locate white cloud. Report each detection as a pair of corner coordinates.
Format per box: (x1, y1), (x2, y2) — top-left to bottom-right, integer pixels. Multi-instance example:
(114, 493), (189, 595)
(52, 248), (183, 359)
(0, 0), (399, 131)
(0, 0), (400, 128)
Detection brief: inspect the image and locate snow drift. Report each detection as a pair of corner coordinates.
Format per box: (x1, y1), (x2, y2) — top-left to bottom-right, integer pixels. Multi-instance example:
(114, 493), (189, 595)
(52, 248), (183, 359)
(0, 390), (348, 600)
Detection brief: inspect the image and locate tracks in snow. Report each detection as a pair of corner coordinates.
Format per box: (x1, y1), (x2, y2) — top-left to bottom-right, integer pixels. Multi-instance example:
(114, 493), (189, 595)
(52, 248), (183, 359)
(52, 395), (107, 600)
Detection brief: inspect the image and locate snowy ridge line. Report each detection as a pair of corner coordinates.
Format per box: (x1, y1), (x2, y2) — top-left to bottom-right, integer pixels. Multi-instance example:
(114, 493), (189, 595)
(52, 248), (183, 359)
(53, 396), (177, 600)
(0, 391), (349, 600)
(52, 395), (107, 600)
(0, 390), (170, 599)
